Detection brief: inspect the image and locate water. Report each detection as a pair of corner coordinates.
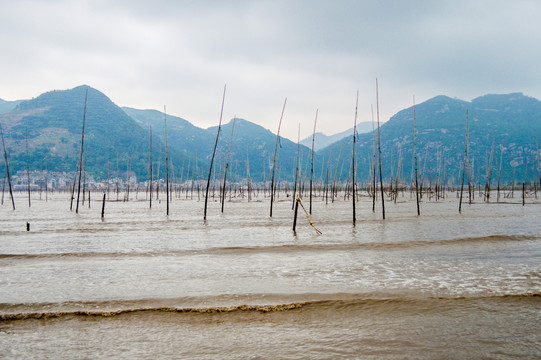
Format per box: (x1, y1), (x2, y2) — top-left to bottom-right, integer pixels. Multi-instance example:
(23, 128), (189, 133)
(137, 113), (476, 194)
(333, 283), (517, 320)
(1, 192), (540, 359)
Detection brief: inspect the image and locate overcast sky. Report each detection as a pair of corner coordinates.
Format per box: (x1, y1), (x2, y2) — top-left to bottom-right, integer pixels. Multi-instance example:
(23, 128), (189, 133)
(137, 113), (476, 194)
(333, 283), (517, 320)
(1, 0), (540, 140)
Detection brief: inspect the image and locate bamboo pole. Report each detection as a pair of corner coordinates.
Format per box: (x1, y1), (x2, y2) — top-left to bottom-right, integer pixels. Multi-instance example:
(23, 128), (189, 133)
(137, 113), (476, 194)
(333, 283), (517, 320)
(310, 109), (318, 214)
(164, 105), (170, 216)
(459, 110), (469, 213)
(497, 147), (503, 202)
(292, 196), (299, 232)
(352, 92), (358, 226)
(0, 123), (15, 210)
(375, 79), (385, 219)
(270, 98), (287, 217)
(75, 89), (88, 214)
(413, 96), (420, 215)
(296, 195), (322, 235)
(292, 123), (300, 210)
(371, 104), (377, 212)
(25, 128), (31, 207)
(149, 125), (153, 208)
(101, 193), (106, 219)
(204, 85), (226, 220)
(221, 118), (236, 213)
(2, 175), (5, 205)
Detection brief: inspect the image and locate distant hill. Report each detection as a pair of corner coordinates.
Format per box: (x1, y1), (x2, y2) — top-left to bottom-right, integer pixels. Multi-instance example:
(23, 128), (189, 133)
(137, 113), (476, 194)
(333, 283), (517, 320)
(0, 85), (184, 179)
(0, 98), (23, 114)
(206, 118), (313, 182)
(122, 107), (213, 157)
(300, 121), (373, 151)
(318, 93), (541, 185)
(1, 86), (539, 185)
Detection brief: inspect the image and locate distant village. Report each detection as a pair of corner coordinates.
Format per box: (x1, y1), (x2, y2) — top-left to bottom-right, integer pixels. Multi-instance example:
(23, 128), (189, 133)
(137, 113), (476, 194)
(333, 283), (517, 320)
(2, 170), (149, 192)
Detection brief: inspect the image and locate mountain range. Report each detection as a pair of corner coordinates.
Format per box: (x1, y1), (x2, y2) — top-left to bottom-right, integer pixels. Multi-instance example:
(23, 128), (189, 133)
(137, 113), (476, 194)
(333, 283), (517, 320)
(299, 122), (373, 152)
(1, 85), (540, 185)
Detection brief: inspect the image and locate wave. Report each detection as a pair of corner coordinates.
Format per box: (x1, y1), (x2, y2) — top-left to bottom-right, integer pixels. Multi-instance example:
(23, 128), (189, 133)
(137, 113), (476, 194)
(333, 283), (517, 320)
(1, 234), (538, 261)
(1, 293), (539, 322)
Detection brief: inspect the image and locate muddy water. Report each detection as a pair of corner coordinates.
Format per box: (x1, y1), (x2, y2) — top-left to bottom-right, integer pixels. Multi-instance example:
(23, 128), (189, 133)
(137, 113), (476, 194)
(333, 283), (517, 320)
(1, 192), (540, 359)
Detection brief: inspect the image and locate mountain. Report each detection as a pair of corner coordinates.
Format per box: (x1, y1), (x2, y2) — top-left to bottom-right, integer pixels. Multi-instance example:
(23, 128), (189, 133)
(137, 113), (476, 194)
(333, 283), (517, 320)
(206, 118), (313, 182)
(123, 108), (313, 182)
(1, 86), (540, 185)
(318, 93), (541, 185)
(0, 85), (185, 180)
(122, 107), (214, 157)
(300, 121), (373, 151)
(0, 99), (23, 114)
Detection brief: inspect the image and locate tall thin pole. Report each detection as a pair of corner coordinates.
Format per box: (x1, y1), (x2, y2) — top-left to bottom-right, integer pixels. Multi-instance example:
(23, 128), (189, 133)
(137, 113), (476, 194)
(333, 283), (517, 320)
(221, 117), (236, 213)
(204, 84), (226, 220)
(270, 98), (287, 217)
(413, 96), (420, 215)
(310, 109), (318, 214)
(25, 128), (31, 207)
(376, 79), (385, 219)
(371, 104), (377, 212)
(75, 89), (88, 214)
(352, 92), (358, 226)
(0, 123), (15, 210)
(459, 110), (469, 213)
(164, 105), (170, 216)
(292, 123), (300, 210)
(149, 125), (153, 209)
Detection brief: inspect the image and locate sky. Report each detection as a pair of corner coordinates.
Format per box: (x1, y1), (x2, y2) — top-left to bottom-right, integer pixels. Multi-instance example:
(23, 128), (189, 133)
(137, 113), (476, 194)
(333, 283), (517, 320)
(1, 0), (540, 141)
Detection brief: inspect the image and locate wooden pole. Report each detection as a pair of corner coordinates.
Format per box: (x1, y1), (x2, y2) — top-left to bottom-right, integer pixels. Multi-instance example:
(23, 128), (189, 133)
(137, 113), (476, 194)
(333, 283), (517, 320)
(101, 193), (106, 219)
(375, 79), (385, 219)
(371, 104), (377, 212)
(149, 125), (153, 208)
(522, 182), (525, 206)
(0, 123), (15, 210)
(292, 196), (299, 232)
(413, 96), (420, 215)
(221, 118), (236, 213)
(459, 110), (469, 213)
(292, 123), (300, 210)
(352, 92), (358, 226)
(26, 128), (31, 207)
(164, 105), (170, 216)
(310, 109), (318, 214)
(270, 98), (287, 217)
(204, 85), (226, 220)
(75, 89), (88, 214)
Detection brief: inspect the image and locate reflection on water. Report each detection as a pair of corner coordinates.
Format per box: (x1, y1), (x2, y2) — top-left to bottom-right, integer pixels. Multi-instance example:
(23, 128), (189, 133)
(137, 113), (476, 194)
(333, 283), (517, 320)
(1, 192), (540, 359)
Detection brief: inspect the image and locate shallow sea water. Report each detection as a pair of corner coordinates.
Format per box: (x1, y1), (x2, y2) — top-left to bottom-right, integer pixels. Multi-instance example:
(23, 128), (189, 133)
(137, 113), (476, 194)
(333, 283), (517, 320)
(1, 191), (540, 359)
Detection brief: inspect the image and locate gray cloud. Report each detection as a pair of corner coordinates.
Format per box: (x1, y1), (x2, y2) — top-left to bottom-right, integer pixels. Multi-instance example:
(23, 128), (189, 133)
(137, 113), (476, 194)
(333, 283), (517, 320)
(1, 0), (540, 140)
